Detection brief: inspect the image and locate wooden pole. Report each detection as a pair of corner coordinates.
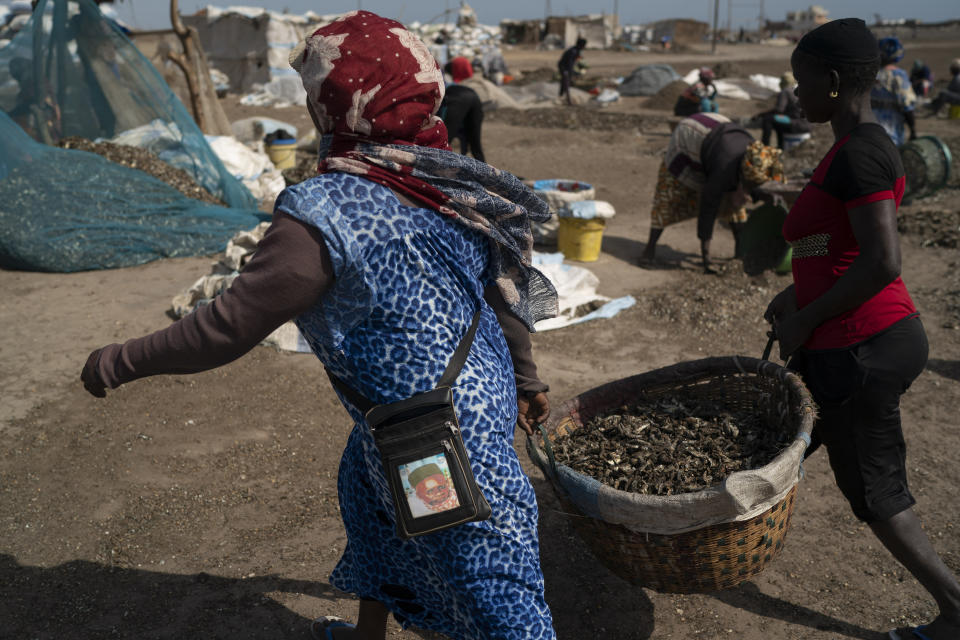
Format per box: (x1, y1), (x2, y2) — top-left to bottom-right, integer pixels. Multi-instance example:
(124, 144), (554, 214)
(168, 0), (205, 131)
(711, 0), (719, 53)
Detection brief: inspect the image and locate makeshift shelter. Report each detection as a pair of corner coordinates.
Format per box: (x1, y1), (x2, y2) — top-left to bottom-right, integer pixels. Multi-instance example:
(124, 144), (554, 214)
(545, 14), (620, 49)
(500, 19), (541, 45)
(0, 0), (262, 272)
(785, 5), (829, 33)
(650, 18), (709, 47)
(181, 7), (336, 104)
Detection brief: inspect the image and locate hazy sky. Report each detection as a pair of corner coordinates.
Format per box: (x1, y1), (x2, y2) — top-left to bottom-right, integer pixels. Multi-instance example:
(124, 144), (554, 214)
(87, 1), (957, 31)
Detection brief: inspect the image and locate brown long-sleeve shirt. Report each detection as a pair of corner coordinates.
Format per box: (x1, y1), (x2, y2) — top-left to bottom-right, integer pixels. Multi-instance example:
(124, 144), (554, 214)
(91, 211), (546, 395)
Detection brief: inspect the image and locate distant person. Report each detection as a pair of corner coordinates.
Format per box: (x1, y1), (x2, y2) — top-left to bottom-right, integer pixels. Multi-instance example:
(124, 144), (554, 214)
(479, 47), (510, 85)
(924, 58), (960, 116)
(446, 55), (474, 84)
(910, 59), (933, 98)
(641, 112), (784, 273)
(674, 67), (718, 117)
(765, 19), (960, 640)
(441, 60), (485, 162)
(759, 71), (811, 149)
(557, 37), (586, 106)
(440, 85), (485, 162)
(870, 36), (917, 145)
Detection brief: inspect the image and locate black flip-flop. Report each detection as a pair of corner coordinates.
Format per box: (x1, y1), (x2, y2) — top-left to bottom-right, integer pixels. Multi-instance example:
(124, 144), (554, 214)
(310, 615), (356, 640)
(888, 624), (932, 640)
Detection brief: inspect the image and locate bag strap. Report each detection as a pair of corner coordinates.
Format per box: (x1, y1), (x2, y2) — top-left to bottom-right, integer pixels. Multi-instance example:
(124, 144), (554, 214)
(326, 309), (482, 413)
(436, 308), (481, 388)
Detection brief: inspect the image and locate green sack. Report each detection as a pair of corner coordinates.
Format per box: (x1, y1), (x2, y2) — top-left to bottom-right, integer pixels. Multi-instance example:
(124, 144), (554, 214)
(739, 203), (792, 276)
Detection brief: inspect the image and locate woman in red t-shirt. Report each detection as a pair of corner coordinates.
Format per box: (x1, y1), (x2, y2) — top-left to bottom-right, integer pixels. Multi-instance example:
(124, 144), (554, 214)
(764, 19), (960, 640)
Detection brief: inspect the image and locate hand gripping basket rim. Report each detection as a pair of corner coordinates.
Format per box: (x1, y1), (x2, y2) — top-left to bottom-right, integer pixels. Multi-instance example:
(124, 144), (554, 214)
(527, 356), (816, 536)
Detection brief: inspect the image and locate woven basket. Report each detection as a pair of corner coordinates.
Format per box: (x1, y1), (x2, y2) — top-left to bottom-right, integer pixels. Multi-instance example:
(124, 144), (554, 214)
(527, 356), (816, 593)
(901, 135), (953, 200)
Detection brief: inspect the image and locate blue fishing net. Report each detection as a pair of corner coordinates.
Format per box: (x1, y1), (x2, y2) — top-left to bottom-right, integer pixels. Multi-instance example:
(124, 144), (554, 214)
(0, 0), (265, 272)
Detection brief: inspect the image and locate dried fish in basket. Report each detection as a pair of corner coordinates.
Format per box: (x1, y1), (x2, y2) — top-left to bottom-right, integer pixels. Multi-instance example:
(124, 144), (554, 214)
(526, 356), (816, 593)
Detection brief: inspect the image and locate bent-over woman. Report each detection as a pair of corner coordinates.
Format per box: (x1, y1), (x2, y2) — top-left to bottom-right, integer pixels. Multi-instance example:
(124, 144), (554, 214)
(641, 112), (784, 272)
(764, 18), (960, 640)
(81, 12), (558, 640)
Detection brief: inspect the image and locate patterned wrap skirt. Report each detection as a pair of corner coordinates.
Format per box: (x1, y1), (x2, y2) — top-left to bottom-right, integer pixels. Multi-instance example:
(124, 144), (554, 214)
(651, 113), (749, 230)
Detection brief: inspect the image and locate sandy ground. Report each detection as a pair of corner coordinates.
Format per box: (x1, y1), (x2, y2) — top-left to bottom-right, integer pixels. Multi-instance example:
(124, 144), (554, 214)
(2, 40), (960, 639)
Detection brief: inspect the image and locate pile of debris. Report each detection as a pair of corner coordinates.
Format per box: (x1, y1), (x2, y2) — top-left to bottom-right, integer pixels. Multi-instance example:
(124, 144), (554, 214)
(409, 2), (505, 74)
(58, 137), (224, 205)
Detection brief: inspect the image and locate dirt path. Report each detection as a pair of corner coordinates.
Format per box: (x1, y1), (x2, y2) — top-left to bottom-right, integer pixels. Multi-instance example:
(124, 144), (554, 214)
(2, 41), (959, 640)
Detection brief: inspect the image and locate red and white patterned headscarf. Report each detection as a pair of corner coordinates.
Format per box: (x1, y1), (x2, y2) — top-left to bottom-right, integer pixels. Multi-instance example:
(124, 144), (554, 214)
(290, 11), (448, 148)
(289, 11), (557, 330)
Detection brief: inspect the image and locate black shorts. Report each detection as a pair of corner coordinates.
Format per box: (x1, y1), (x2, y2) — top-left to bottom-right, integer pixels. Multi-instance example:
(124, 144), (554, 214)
(788, 315), (928, 522)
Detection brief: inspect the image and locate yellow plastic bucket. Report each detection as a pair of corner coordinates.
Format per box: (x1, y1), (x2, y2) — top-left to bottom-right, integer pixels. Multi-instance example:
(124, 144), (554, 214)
(949, 105), (960, 120)
(267, 139), (297, 169)
(557, 217), (605, 262)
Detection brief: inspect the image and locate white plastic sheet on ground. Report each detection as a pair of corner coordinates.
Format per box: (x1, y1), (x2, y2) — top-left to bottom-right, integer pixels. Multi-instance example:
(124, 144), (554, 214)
(108, 119), (192, 167)
(559, 200), (616, 220)
(171, 222), (313, 353)
(462, 77), (592, 109)
(532, 252), (636, 332)
(680, 69), (779, 100)
(595, 88), (620, 104)
(532, 179), (596, 245)
(721, 78), (777, 100)
(205, 135), (286, 204)
(749, 74), (782, 93)
(240, 75), (307, 108)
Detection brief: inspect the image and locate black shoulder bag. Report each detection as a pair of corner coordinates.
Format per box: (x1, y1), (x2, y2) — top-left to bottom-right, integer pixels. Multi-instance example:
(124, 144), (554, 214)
(326, 310), (491, 539)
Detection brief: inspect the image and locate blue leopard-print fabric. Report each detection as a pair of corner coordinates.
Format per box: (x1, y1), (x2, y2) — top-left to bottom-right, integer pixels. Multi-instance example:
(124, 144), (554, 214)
(275, 173), (555, 640)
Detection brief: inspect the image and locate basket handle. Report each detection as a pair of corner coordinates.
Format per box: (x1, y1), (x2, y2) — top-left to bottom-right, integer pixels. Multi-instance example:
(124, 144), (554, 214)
(761, 333), (775, 361)
(534, 424), (558, 477)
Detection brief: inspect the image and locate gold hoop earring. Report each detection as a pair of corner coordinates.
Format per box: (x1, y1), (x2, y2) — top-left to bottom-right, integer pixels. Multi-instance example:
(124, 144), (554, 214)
(829, 90), (839, 98)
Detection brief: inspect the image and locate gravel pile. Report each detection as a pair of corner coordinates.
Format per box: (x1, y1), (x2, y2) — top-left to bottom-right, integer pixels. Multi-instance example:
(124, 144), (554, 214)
(485, 107), (655, 131)
(643, 79), (689, 111)
(899, 208), (960, 248)
(639, 263), (788, 355)
(57, 137), (224, 206)
(510, 67), (557, 87)
(711, 61), (743, 78)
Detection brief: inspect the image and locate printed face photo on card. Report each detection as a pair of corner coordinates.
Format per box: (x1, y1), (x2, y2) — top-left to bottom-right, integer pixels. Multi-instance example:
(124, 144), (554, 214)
(400, 455), (460, 518)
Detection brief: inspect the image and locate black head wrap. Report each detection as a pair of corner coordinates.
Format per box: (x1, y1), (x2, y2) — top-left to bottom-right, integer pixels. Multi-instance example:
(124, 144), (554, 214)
(795, 18), (879, 65)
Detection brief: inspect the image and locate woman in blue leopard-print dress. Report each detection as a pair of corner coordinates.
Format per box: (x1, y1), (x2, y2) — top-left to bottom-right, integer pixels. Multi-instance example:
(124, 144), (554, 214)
(81, 11), (559, 640)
